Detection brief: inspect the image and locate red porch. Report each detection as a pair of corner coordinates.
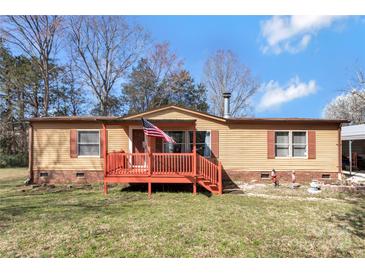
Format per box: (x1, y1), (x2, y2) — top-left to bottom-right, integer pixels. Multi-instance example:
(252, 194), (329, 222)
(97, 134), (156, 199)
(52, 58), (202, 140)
(101, 120), (222, 197)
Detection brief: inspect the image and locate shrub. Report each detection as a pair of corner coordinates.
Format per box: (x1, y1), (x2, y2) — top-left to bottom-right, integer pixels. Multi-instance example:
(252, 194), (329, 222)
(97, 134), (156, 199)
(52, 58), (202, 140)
(0, 152), (28, 168)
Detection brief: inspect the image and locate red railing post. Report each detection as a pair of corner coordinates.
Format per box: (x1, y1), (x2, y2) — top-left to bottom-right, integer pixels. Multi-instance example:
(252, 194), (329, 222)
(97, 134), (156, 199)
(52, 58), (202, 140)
(148, 179), (152, 199)
(218, 161), (222, 195)
(193, 129), (197, 177)
(147, 137), (152, 176)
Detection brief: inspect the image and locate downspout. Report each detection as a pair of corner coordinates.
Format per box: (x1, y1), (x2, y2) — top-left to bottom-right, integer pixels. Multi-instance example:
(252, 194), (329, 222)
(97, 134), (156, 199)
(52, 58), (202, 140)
(28, 123), (34, 184)
(102, 123), (108, 194)
(338, 126), (342, 180)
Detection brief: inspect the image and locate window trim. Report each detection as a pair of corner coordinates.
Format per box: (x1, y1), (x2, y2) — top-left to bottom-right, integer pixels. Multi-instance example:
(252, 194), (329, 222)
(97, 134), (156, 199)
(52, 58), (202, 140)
(274, 130), (308, 159)
(77, 129), (101, 158)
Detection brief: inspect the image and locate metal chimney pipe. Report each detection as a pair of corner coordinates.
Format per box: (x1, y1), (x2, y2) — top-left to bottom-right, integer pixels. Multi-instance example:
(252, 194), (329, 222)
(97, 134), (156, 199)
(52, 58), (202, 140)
(223, 92), (231, 118)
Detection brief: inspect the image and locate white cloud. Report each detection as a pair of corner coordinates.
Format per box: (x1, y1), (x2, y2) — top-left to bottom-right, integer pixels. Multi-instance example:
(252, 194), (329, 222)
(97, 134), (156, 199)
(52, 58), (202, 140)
(257, 76), (317, 111)
(260, 16), (346, 54)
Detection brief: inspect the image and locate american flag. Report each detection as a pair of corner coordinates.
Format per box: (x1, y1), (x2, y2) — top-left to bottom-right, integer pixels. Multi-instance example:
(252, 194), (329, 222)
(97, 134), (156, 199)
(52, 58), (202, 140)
(141, 118), (176, 144)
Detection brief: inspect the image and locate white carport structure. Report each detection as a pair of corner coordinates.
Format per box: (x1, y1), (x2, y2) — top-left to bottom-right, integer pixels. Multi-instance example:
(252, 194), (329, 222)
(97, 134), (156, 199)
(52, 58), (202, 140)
(342, 124), (365, 175)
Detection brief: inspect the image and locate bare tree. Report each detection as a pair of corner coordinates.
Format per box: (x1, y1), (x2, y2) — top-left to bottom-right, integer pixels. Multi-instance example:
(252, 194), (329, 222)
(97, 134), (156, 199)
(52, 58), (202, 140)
(121, 42), (184, 113)
(203, 49), (259, 117)
(1, 16), (63, 116)
(145, 42), (183, 107)
(351, 69), (365, 102)
(68, 16), (148, 115)
(148, 42), (183, 83)
(324, 68), (365, 124)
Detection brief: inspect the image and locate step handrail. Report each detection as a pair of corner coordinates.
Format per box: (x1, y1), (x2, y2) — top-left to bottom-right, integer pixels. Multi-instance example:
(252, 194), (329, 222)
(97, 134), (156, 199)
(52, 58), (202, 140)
(197, 154), (222, 193)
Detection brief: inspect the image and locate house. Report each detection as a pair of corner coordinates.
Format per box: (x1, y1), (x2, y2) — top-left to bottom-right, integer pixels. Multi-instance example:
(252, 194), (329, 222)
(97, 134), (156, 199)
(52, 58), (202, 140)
(28, 96), (346, 196)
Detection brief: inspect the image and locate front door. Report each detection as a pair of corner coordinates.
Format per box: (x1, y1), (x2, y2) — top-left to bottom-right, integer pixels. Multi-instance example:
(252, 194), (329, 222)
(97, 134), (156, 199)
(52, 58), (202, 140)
(132, 129), (146, 165)
(132, 129), (145, 153)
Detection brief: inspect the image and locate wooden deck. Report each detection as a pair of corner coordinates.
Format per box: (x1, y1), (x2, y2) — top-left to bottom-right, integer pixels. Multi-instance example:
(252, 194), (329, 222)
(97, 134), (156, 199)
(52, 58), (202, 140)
(103, 152), (222, 196)
(101, 123), (222, 197)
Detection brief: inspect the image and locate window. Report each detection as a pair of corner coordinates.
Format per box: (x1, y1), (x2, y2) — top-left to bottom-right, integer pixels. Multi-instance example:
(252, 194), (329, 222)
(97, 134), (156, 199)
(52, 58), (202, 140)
(189, 131), (211, 157)
(292, 132), (307, 157)
(163, 131), (186, 153)
(275, 132), (289, 157)
(78, 131), (100, 156)
(162, 130), (211, 157)
(275, 131), (307, 158)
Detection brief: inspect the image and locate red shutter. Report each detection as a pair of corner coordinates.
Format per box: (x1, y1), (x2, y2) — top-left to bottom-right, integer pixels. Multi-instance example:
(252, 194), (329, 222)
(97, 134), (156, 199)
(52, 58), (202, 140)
(70, 129), (78, 158)
(100, 130), (105, 158)
(211, 130), (219, 159)
(308, 130), (316, 159)
(267, 131), (275, 159)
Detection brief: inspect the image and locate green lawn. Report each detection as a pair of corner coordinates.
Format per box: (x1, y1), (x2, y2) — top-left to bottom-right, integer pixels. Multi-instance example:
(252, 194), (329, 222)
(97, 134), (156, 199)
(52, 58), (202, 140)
(0, 168), (364, 257)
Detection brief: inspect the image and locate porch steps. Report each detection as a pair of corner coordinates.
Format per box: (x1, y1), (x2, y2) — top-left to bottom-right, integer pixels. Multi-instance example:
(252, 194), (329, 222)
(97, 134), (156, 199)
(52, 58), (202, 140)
(196, 176), (220, 195)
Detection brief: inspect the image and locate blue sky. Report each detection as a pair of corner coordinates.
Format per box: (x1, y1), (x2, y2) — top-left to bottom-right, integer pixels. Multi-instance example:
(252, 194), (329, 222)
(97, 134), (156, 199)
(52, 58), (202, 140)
(137, 16), (365, 118)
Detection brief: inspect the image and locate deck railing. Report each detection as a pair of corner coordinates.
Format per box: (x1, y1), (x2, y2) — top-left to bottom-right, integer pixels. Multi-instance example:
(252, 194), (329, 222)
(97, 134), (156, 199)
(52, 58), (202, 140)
(106, 152), (222, 194)
(106, 152), (195, 176)
(197, 154), (220, 187)
(152, 153), (194, 175)
(106, 152), (148, 175)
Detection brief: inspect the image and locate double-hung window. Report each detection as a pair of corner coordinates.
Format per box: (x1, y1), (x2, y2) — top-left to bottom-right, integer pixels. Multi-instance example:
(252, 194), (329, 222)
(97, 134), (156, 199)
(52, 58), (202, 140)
(275, 131), (307, 158)
(275, 132), (290, 157)
(78, 130), (100, 156)
(292, 132), (307, 157)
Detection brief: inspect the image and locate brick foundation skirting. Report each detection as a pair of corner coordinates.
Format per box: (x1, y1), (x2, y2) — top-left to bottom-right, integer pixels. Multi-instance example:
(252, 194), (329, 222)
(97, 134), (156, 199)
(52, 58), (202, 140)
(223, 169), (339, 184)
(33, 169), (340, 185)
(33, 170), (103, 184)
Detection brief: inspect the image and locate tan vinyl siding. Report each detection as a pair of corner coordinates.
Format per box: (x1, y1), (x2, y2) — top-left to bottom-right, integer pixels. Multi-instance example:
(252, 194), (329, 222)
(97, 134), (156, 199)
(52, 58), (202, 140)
(139, 108), (225, 130)
(32, 108), (340, 172)
(142, 108), (340, 172)
(219, 128), (338, 172)
(32, 122), (129, 170)
(107, 125), (129, 153)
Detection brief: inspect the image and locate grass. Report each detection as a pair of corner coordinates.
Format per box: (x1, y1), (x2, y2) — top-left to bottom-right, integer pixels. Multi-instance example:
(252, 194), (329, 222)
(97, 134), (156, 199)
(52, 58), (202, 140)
(0, 167), (28, 181)
(0, 168), (364, 258)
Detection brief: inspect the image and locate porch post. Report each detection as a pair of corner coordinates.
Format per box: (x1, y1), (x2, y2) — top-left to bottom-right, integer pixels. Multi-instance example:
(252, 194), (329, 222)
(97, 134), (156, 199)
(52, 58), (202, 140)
(148, 180), (152, 199)
(102, 123), (108, 194)
(193, 129), (197, 177)
(349, 140), (352, 175)
(147, 136), (152, 176)
(218, 161), (222, 195)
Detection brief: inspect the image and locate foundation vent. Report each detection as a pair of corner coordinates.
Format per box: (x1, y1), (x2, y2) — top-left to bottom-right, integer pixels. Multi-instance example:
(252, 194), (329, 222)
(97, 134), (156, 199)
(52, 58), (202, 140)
(321, 174), (331, 179)
(261, 172), (270, 179)
(40, 172), (48, 177)
(76, 172), (85, 178)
